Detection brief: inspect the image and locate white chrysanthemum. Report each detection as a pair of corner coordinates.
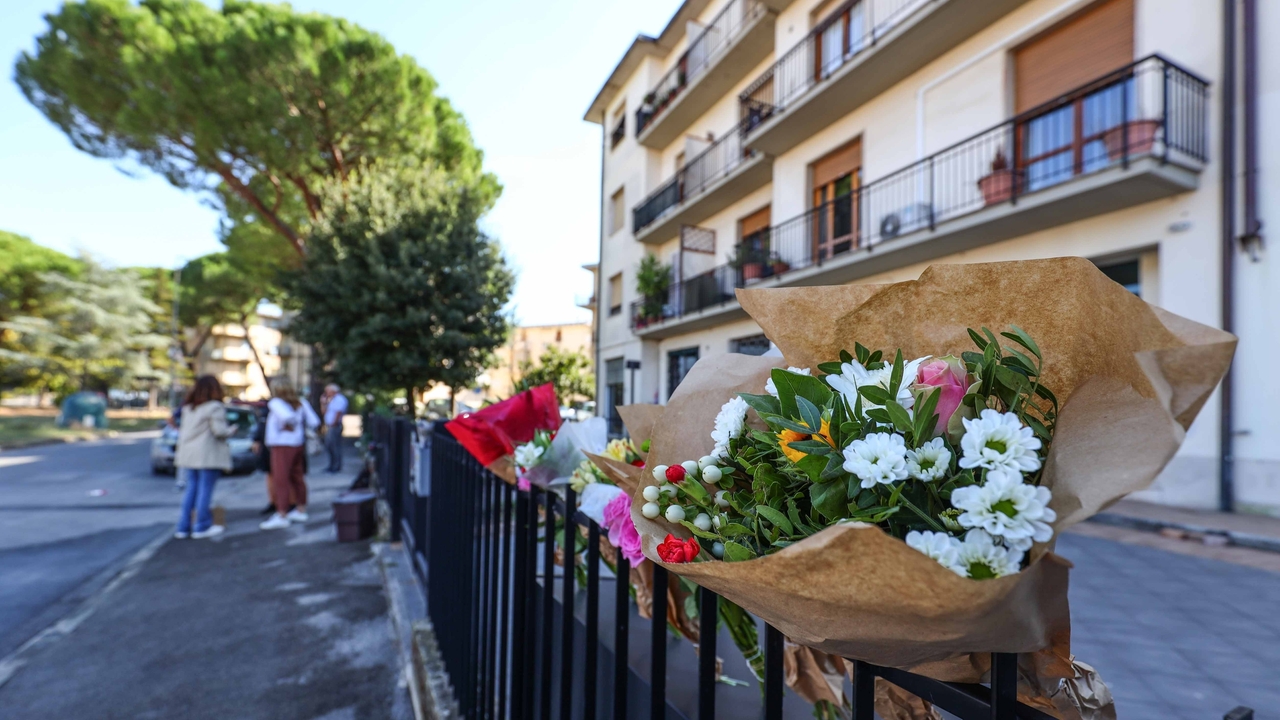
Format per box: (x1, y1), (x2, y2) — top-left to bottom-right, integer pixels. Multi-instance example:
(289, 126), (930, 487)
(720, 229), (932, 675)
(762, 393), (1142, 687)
(954, 529), (1024, 579)
(514, 442), (544, 470)
(710, 396), (750, 458)
(842, 432), (909, 488)
(765, 367), (812, 397)
(958, 409), (1042, 473)
(950, 469), (1056, 550)
(906, 437), (952, 482)
(826, 356), (930, 417)
(905, 530), (963, 574)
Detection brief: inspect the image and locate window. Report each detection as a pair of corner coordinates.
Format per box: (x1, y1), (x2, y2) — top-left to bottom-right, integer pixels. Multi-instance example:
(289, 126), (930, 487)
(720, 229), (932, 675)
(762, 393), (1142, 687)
(609, 187), (626, 235)
(811, 139), (862, 260)
(731, 334), (771, 356)
(555, 329), (562, 343)
(1096, 259), (1140, 296)
(608, 273), (623, 316)
(812, 0), (867, 80)
(667, 347), (699, 399)
(605, 357), (626, 436)
(610, 105), (626, 149)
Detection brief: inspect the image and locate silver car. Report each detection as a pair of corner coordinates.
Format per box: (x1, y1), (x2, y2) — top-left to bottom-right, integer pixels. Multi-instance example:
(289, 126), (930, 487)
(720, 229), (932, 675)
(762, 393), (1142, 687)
(150, 403), (259, 475)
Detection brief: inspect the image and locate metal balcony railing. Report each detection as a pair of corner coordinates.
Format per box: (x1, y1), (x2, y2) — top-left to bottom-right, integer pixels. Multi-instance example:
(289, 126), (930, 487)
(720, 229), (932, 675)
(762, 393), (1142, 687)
(635, 0), (767, 136)
(632, 123), (759, 235)
(639, 55), (1208, 331)
(739, 0), (928, 134)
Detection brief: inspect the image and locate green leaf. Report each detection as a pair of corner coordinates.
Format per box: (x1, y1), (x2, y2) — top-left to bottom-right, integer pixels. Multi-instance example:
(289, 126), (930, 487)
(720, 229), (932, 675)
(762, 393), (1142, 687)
(719, 523), (752, 537)
(1025, 415), (1052, 441)
(884, 400), (914, 435)
(853, 343), (870, 365)
(810, 480), (847, 521)
(771, 369), (833, 419)
(722, 541), (755, 562)
(967, 328), (989, 350)
(840, 348), (855, 364)
(889, 350), (905, 397)
(981, 327), (1002, 356)
(817, 361), (845, 375)
(679, 520), (720, 540)
(857, 385), (894, 406)
(795, 395), (824, 435)
(820, 453), (845, 481)
(864, 408), (891, 425)
(999, 352), (1037, 376)
(912, 387), (941, 443)
(761, 413), (815, 435)
(994, 365), (1032, 394)
(1002, 324), (1042, 360)
(754, 505), (794, 534)
(786, 440), (833, 454)
(681, 479), (709, 503)
(796, 454), (828, 482)
(739, 392), (781, 417)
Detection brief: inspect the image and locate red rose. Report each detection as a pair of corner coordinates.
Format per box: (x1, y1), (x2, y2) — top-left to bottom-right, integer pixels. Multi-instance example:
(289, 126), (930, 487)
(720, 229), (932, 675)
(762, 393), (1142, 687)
(665, 465), (687, 483)
(631, 459), (645, 467)
(656, 533), (700, 563)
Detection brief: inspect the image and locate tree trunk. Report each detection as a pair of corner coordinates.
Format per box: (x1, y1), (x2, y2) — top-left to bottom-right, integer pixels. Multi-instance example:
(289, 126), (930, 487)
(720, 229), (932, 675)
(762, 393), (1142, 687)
(406, 387), (416, 419)
(238, 315), (269, 386)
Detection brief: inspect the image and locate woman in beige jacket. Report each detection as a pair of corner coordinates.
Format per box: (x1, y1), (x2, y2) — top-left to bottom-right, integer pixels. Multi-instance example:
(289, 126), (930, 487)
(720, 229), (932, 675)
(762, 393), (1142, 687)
(174, 376), (234, 539)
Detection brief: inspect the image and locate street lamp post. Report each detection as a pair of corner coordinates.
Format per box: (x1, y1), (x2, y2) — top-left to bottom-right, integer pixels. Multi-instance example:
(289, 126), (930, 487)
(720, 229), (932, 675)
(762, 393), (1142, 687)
(168, 266), (182, 409)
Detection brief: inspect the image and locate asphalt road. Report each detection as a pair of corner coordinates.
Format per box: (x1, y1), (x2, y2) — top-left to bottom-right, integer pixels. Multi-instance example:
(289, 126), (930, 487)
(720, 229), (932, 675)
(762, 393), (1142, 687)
(0, 432), (179, 658)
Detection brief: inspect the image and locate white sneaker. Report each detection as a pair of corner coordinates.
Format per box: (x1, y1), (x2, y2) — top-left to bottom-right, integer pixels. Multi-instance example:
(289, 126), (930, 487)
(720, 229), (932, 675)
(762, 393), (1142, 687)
(285, 509), (309, 523)
(192, 525), (225, 539)
(174, 531), (190, 539)
(260, 514), (291, 530)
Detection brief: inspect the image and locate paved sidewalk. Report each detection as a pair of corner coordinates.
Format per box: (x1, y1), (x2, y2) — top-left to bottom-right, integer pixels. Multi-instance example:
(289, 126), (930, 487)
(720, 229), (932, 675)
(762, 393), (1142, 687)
(0, 465), (411, 720)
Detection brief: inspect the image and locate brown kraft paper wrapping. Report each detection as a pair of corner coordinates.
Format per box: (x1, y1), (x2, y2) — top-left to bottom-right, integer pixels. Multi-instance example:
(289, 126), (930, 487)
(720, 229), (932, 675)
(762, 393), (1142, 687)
(628, 258), (1235, 669)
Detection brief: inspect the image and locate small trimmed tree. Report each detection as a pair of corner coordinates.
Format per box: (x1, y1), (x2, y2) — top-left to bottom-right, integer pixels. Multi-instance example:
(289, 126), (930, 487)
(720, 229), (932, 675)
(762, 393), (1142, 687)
(284, 162), (513, 409)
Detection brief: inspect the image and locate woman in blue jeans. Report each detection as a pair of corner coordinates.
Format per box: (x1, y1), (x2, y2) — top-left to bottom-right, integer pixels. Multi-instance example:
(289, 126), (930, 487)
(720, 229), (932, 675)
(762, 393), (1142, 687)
(173, 375), (234, 539)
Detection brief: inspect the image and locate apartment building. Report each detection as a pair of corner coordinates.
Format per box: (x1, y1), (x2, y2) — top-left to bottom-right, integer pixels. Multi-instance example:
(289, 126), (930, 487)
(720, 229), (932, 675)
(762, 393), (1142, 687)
(192, 322), (282, 401)
(486, 322), (595, 400)
(586, 0), (1277, 513)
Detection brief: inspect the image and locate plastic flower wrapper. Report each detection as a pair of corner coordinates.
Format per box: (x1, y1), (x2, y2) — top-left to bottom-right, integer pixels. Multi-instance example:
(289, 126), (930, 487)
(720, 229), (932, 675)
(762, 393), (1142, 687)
(521, 416), (608, 490)
(629, 259), (1234, 677)
(444, 383), (561, 484)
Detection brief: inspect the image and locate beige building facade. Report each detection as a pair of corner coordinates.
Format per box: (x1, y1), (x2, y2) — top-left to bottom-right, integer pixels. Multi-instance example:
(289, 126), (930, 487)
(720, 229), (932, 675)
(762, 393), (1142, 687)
(192, 322), (282, 401)
(486, 322), (595, 400)
(586, 0), (1278, 514)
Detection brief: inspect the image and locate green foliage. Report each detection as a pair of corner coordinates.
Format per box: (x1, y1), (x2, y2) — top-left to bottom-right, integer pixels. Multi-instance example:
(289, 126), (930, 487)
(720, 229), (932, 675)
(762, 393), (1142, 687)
(634, 254), (670, 321)
(15, 0), (499, 266)
(283, 162), (514, 401)
(514, 345), (594, 405)
(173, 252), (268, 372)
(0, 254), (169, 393)
(0, 232), (82, 393)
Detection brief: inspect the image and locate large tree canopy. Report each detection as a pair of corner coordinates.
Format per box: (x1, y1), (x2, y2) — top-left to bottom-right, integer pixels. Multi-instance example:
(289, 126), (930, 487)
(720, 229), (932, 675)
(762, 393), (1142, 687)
(16, 0), (499, 262)
(284, 163), (513, 401)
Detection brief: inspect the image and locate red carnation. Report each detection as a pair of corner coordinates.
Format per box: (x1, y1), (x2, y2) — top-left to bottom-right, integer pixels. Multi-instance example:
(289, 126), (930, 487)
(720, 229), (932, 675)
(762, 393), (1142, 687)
(665, 465), (687, 483)
(656, 534), (700, 564)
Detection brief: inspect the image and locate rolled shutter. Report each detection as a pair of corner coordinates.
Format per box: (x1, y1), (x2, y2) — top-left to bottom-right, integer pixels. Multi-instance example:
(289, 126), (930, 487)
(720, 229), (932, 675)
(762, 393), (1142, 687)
(1014, 0), (1134, 114)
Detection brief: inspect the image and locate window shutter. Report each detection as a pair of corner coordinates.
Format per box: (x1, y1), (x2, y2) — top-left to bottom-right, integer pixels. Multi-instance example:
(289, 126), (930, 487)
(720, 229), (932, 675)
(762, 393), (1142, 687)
(1014, 0), (1134, 114)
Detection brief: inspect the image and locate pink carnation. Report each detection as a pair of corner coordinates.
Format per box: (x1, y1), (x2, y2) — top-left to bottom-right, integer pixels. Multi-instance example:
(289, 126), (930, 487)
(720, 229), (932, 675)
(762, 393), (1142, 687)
(602, 491), (645, 565)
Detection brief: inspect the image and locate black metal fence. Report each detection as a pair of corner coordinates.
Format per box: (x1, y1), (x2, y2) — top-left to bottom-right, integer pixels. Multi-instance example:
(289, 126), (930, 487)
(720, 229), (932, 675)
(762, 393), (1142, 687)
(372, 416), (1084, 719)
(739, 0), (927, 132)
(635, 0), (767, 137)
(636, 55), (1208, 332)
(633, 125), (760, 235)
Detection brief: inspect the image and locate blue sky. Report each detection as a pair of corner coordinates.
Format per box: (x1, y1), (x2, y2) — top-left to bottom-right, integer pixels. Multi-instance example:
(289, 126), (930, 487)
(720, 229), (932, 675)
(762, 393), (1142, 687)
(0, 0), (682, 325)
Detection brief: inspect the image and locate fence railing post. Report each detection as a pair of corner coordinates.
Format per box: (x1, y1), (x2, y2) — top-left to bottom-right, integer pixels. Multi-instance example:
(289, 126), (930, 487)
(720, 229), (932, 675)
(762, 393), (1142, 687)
(650, 566), (668, 720)
(698, 586), (718, 720)
(613, 554), (631, 720)
(560, 489), (578, 720)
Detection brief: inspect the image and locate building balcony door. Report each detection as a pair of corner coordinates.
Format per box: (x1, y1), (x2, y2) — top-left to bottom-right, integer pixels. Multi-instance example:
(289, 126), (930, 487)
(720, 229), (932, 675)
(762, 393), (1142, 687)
(809, 139), (861, 263)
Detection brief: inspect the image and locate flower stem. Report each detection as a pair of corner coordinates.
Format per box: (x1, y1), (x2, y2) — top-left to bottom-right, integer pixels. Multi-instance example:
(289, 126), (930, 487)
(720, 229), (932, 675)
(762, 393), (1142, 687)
(899, 494), (946, 533)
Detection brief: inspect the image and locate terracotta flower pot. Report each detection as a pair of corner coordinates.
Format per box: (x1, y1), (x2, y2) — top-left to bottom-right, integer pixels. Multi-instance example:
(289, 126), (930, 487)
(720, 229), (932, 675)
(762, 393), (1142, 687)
(977, 168), (1013, 206)
(742, 262), (765, 281)
(1104, 119), (1161, 159)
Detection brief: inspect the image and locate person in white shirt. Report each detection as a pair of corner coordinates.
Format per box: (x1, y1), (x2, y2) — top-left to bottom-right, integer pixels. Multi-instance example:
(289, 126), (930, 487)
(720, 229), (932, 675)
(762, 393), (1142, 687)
(322, 383), (349, 473)
(259, 379), (321, 531)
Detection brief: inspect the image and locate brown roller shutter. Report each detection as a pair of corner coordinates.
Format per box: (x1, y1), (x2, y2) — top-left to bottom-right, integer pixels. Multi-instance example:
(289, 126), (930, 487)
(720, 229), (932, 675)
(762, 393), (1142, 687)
(811, 139), (862, 189)
(740, 206), (772, 237)
(1014, 0), (1134, 114)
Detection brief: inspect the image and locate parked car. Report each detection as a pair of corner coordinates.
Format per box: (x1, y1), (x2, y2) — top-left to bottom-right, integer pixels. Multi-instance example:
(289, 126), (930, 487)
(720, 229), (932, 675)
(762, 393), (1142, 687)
(150, 402), (259, 475)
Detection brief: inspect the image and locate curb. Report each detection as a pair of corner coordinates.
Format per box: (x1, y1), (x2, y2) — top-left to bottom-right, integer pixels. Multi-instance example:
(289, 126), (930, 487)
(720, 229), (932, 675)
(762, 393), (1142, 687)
(377, 542), (460, 720)
(1088, 512), (1280, 554)
(412, 621), (461, 720)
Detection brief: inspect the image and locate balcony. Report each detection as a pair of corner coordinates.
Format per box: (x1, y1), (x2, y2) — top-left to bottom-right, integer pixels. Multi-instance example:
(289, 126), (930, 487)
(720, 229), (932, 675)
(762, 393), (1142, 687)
(632, 126), (771, 243)
(635, 0), (775, 149)
(635, 56), (1208, 338)
(739, 0), (1033, 156)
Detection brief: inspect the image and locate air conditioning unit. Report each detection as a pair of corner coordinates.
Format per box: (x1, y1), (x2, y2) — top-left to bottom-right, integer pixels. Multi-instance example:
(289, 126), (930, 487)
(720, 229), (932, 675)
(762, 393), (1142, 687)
(879, 203), (935, 239)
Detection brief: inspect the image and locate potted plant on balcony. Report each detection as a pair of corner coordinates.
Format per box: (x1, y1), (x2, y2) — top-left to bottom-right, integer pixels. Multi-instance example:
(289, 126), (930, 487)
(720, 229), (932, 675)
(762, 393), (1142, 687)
(635, 253), (671, 328)
(977, 148), (1014, 206)
(1103, 118), (1161, 160)
(730, 246), (768, 282)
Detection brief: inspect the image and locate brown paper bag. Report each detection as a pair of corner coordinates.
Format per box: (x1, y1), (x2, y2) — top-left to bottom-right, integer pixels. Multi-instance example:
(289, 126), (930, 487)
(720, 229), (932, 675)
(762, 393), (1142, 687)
(630, 258), (1234, 668)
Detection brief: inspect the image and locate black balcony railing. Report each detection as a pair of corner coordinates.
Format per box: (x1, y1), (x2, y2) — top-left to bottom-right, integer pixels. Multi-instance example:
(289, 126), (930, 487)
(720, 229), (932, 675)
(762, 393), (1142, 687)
(632, 124), (759, 235)
(635, 0), (767, 137)
(739, 0), (927, 133)
(638, 55), (1208, 332)
(373, 416), (1078, 720)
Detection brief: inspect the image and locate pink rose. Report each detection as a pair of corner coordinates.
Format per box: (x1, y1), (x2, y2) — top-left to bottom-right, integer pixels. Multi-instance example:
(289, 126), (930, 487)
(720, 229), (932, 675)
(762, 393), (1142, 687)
(602, 492), (645, 565)
(914, 356), (970, 436)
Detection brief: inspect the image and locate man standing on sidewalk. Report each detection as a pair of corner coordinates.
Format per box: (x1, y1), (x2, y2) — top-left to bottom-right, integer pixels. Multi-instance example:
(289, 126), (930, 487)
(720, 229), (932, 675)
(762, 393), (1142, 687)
(322, 384), (348, 473)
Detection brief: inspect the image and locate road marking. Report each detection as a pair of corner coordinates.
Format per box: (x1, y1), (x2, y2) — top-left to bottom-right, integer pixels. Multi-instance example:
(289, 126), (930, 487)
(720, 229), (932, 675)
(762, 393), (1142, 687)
(0, 528), (171, 689)
(0, 457), (39, 469)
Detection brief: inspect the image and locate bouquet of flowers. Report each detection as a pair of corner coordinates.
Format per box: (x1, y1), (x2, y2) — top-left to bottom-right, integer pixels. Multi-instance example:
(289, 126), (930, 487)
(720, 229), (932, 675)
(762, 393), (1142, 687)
(642, 329), (1056, 580)
(630, 258), (1235, 671)
(445, 383), (561, 484)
